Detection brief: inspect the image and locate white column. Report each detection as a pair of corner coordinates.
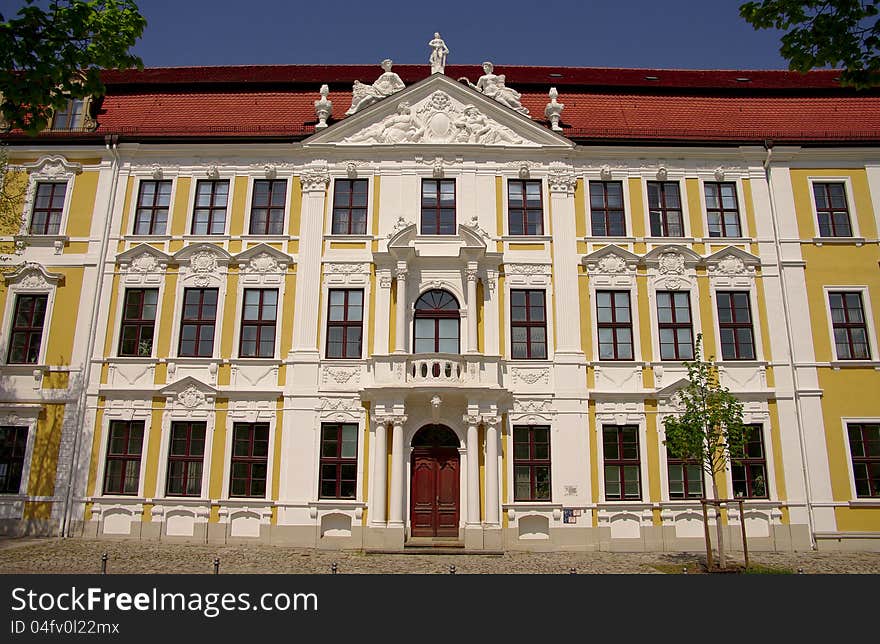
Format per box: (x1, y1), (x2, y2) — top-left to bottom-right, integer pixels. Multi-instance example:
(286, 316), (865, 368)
(389, 416), (406, 525)
(292, 167), (330, 352)
(371, 419), (387, 525)
(484, 416), (500, 526)
(466, 263), (479, 353)
(394, 263), (408, 353)
(466, 416), (480, 525)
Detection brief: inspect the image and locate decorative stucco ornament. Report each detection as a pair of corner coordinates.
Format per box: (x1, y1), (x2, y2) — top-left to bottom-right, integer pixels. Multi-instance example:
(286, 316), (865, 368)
(544, 87), (564, 131)
(246, 252), (280, 274)
(716, 254), (746, 275)
(428, 32), (449, 74)
(314, 85), (332, 129)
(345, 59), (405, 116)
(130, 252), (159, 273)
(658, 251), (685, 275)
(597, 254), (627, 274)
(178, 386), (206, 409)
(459, 62), (529, 115)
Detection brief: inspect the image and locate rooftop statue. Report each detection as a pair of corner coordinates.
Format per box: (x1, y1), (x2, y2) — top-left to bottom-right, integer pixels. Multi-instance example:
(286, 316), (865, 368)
(428, 32), (449, 74)
(459, 62), (529, 115)
(345, 59), (406, 116)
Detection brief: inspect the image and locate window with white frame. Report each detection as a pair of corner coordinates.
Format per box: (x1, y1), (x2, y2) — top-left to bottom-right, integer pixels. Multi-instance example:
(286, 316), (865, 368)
(813, 182), (852, 237)
(847, 423), (880, 498)
(589, 181), (626, 236)
(829, 291), (871, 360)
(507, 179), (544, 235)
(657, 291), (694, 360)
(118, 289), (158, 357)
(716, 291), (755, 360)
(50, 99), (85, 130)
(331, 179), (368, 235)
(239, 289), (277, 358)
(731, 424), (767, 499)
(596, 290), (633, 360)
(103, 420), (144, 495)
(6, 294), (48, 364)
(704, 181), (741, 238)
(647, 181), (684, 237)
(165, 421), (206, 497)
(29, 182), (67, 235)
(133, 180), (172, 235)
(179, 288), (218, 358)
(249, 179), (287, 235)
(229, 422), (269, 498)
(191, 180), (229, 235)
(603, 425), (641, 500)
(0, 426), (28, 494)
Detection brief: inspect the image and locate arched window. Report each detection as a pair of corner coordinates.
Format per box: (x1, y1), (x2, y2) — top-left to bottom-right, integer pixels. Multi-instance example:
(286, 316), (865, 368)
(413, 289), (460, 354)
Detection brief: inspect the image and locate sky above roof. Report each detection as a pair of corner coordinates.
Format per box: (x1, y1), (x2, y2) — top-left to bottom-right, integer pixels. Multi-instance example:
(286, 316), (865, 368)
(0, 0), (791, 70)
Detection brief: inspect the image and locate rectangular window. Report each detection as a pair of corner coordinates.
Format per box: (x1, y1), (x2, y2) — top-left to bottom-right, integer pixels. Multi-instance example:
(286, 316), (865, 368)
(667, 449), (703, 500)
(597, 290), (633, 360)
(813, 182), (852, 237)
(847, 423), (880, 498)
(513, 425), (551, 501)
(648, 181), (684, 237)
(717, 291), (755, 360)
(510, 290), (547, 359)
(603, 425), (641, 500)
(51, 99), (84, 130)
(30, 182), (66, 235)
(421, 179), (456, 235)
(179, 288), (217, 357)
(191, 180), (229, 235)
(239, 289), (277, 358)
(589, 181), (626, 236)
(229, 422), (269, 498)
(326, 289), (363, 359)
(705, 181), (741, 238)
(165, 422), (206, 497)
(133, 180), (172, 235)
(507, 180), (543, 235)
(7, 294), (48, 364)
(319, 423), (358, 499)
(829, 291), (871, 360)
(249, 179), (287, 235)
(657, 291), (694, 360)
(732, 424), (768, 499)
(331, 179), (368, 235)
(0, 426), (28, 494)
(118, 289), (158, 357)
(103, 420), (144, 495)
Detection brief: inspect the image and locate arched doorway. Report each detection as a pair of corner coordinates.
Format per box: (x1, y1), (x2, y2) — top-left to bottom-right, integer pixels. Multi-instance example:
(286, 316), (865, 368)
(413, 289), (460, 354)
(410, 425), (460, 538)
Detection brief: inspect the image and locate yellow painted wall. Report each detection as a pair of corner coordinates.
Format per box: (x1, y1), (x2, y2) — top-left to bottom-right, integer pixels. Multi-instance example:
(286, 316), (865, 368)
(66, 171), (99, 237)
(45, 267), (84, 366)
(288, 177), (302, 237)
(209, 400), (228, 499)
(142, 399), (166, 500)
(574, 179), (586, 238)
(27, 404), (66, 496)
(170, 177), (191, 237)
(790, 168), (878, 239)
(229, 176), (248, 238)
(628, 178), (645, 238)
(86, 400), (105, 497)
(685, 178), (704, 240)
(220, 268), (240, 359)
(118, 177), (134, 237)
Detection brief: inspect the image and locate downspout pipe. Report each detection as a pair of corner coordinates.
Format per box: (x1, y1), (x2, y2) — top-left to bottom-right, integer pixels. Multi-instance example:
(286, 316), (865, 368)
(59, 134), (120, 537)
(762, 140), (817, 550)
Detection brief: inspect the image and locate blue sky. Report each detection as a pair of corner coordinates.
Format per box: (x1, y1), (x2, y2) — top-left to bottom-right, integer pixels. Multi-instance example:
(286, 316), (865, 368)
(2, 0), (791, 70)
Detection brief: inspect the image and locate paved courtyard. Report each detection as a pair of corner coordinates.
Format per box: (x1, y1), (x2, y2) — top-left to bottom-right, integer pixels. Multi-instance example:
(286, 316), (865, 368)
(0, 537), (878, 574)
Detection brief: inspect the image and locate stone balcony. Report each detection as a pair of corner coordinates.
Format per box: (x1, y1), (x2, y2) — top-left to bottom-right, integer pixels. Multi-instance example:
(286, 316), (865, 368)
(364, 353), (505, 394)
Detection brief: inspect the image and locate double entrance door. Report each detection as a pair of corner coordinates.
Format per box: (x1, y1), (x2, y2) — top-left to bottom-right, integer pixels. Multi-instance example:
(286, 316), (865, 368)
(410, 447), (460, 537)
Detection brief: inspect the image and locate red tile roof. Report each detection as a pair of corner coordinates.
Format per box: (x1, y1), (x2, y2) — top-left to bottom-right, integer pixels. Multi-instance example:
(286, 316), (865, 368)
(7, 65), (880, 144)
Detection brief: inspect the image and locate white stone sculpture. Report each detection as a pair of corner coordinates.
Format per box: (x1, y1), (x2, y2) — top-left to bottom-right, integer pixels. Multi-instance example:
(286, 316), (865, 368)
(345, 59), (405, 116)
(544, 87), (564, 131)
(345, 102), (424, 144)
(314, 84), (332, 129)
(452, 104), (523, 144)
(460, 62), (529, 115)
(428, 32), (449, 74)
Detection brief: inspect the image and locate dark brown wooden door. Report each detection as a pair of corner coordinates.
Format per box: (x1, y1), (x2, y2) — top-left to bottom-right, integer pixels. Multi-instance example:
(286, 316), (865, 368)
(410, 447), (459, 537)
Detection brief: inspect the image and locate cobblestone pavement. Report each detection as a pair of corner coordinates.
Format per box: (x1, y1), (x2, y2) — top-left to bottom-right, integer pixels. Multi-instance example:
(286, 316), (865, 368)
(0, 538), (878, 574)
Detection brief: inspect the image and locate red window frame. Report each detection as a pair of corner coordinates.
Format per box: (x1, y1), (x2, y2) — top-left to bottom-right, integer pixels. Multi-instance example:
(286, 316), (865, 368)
(847, 423), (880, 498)
(7, 294), (48, 364)
(331, 179), (368, 235)
(249, 179), (287, 235)
(229, 423), (269, 498)
(657, 291), (694, 361)
(603, 425), (642, 500)
(732, 424), (768, 499)
(666, 449), (703, 500)
(647, 181), (684, 237)
(319, 423), (358, 499)
(179, 288), (217, 358)
(325, 289), (363, 359)
(0, 426), (28, 494)
(103, 420), (144, 495)
(191, 180), (229, 235)
(30, 182), (66, 235)
(589, 181), (626, 236)
(165, 422), (206, 497)
(239, 289), (277, 358)
(421, 179), (456, 235)
(829, 291), (871, 360)
(717, 291), (755, 360)
(507, 179), (544, 235)
(596, 290), (633, 360)
(813, 182), (852, 237)
(118, 289), (158, 357)
(704, 181), (742, 238)
(510, 290), (547, 360)
(133, 180), (172, 235)
(513, 425), (551, 501)
(413, 289), (460, 354)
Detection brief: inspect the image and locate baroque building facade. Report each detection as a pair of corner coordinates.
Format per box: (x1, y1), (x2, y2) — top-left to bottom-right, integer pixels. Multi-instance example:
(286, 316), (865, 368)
(1, 55), (879, 552)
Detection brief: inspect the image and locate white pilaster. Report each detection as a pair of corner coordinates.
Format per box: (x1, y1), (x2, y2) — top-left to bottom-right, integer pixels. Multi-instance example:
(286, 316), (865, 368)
(388, 416), (406, 526)
(371, 419), (388, 525)
(395, 263), (408, 353)
(465, 416), (480, 525)
(466, 262), (479, 353)
(547, 168), (582, 354)
(292, 166), (330, 353)
(484, 416), (500, 526)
